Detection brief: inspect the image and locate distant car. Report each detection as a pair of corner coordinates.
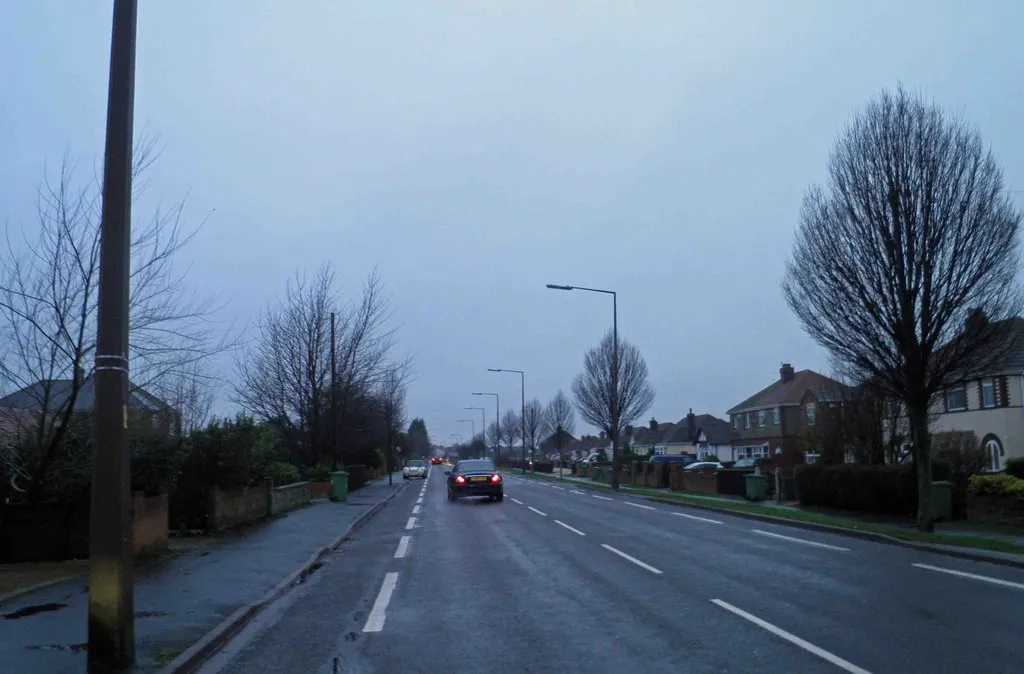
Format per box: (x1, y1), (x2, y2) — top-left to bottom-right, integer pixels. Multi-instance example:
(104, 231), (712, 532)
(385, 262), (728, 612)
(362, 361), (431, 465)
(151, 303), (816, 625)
(430, 457), (443, 465)
(446, 458), (503, 502)
(403, 459), (428, 480)
(732, 457), (775, 471)
(684, 461), (723, 471)
(648, 455), (698, 468)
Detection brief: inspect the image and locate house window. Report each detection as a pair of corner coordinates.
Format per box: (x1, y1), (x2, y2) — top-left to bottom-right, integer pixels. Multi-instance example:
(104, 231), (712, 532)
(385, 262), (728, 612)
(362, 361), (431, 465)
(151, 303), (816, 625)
(806, 404), (816, 426)
(985, 436), (1003, 471)
(744, 413), (750, 429)
(732, 415), (739, 430)
(772, 407), (780, 425)
(757, 410), (766, 427)
(982, 379), (996, 408)
(804, 450), (821, 465)
(946, 385), (967, 411)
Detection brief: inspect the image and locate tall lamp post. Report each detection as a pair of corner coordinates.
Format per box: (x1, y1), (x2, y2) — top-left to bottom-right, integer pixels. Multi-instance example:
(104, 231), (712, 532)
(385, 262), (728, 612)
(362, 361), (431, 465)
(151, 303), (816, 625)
(466, 406), (485, 450)
(472, 392), (500, 463)
(90, 1), (138, 670)
(546, 283), (619, 489)
(488, 368), (527, 474)
(457, 419), (475, 451)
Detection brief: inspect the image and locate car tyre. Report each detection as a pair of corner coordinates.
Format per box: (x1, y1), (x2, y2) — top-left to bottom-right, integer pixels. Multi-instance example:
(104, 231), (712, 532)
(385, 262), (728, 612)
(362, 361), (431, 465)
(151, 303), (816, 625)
(496, 493), (504, 503)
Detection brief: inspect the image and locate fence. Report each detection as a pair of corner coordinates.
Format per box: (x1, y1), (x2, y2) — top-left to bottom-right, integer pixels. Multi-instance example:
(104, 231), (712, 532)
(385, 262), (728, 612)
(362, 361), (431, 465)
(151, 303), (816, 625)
(681, 471), (718, 494)
(0, 491), (169, 562)
(207, 483), (270, 533)
(270, 481), (310, 515)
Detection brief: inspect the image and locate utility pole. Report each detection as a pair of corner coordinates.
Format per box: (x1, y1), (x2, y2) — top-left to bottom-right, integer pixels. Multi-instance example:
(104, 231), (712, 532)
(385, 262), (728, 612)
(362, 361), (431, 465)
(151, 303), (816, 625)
(89, 1), (137, 670)
(330, 312), (337, 470)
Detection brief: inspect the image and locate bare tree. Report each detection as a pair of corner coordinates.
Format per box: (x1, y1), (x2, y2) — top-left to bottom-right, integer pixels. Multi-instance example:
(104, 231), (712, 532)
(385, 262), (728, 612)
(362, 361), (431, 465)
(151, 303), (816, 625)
(521, 398), (545, 467)
(0, 143), (229, 505)
(486, 420), (502, 463)
(161, 360), (218, 436)
(782, 85), (1022, 531)
(543, 389), (575, 459)
(572, 329), (654, 489)
(500, 408), (520, 462)
(234, 265), (399, 469)
(376, 361), (409, 485)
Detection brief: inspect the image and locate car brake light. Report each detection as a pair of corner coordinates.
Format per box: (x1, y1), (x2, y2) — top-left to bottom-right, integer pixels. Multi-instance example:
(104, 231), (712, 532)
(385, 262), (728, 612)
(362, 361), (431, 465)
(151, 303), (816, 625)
(490, 473), (501, 483)
(454, 475), (466, 484)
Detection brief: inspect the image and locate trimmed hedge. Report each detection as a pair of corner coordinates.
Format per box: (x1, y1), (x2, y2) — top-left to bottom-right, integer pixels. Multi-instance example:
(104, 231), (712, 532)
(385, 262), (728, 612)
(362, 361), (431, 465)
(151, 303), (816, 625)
(969, 474), (1024, 497)
(345, 465), (370, 491)
(506, 460), (555, 473)
(796, 464), (918, 516)
(1005, 457), (1024, 480)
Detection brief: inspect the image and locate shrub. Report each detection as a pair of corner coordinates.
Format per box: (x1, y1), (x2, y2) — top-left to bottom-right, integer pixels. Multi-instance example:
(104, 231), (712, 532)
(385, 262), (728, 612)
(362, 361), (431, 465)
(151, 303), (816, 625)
(345, 465), (370, 491)
(969, 474), (1024, 497)
(796, 464), (918, 516)
(532, 461), (555, 473)
(1005, 457), (1024, 480)
(704, 454), (719, 462)
(264, 461), (300, 486)
(307, 462), (332, 482)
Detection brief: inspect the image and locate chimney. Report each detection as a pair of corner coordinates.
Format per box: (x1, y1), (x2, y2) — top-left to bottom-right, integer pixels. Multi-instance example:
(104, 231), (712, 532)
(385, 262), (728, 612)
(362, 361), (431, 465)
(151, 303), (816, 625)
(780, 363), (795, 383)
(649, 417), (658, 432)
(966, 307), (989, 334)
(687, 408), (696, 441)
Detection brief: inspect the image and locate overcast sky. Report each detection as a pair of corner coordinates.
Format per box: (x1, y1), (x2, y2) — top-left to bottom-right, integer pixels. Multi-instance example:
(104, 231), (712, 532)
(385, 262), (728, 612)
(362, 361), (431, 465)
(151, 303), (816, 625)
(3, 1), (1023, 444)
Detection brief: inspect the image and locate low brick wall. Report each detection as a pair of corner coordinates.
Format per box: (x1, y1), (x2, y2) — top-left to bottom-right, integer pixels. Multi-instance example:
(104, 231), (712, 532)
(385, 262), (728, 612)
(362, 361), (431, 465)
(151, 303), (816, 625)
(132, 492), (168, 556)
(967, 493), (1024, 527)
(310, 481), (331, 499)
(270, 481), (310, 515)
(682, 471), (718, 494)
(208, 483), (270, 533)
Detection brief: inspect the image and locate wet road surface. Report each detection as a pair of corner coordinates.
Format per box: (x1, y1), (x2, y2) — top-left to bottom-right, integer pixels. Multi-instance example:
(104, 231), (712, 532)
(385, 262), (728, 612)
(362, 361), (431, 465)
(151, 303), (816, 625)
(197, 467), (1024, 673)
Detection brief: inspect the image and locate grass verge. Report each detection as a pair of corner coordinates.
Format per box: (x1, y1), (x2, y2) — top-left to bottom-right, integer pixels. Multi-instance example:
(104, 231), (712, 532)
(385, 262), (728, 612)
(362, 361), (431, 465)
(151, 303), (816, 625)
(511, 469), (1024, 556)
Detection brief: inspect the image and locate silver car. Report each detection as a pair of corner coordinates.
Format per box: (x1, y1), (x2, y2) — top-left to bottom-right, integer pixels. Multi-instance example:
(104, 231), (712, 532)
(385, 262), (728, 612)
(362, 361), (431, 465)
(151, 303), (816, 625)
(403, 459), (428, 480)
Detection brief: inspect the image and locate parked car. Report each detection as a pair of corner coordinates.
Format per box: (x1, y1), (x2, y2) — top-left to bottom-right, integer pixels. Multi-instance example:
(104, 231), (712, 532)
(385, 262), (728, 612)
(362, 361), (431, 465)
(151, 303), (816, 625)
(732, 457), (775, 471)
(648, 455), (698, 468)
(684, 461), (723, 471)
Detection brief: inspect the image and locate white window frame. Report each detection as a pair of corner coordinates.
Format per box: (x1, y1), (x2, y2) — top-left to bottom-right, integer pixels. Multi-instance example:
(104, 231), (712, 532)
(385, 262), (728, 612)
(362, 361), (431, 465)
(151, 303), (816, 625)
(757, 410), (766, 427)
(772, 407), (780, 425)
(732, 415), (739, 429)
(806, 404), (816, 426)
(982, 379), (996, 408)
(744, 413), (750, 429)
(804, 450), (821, 465)
(946, 385), (967, 411)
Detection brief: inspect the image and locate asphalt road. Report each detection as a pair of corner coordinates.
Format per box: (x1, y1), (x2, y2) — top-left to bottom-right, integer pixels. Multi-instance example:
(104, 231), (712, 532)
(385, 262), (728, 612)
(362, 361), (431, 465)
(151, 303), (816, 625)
(201, 466), (1024, 674)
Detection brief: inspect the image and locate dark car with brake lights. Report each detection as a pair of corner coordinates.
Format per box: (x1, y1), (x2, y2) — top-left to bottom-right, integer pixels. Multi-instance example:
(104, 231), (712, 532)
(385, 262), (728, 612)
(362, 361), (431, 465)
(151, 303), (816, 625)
(446, 459), (503, 502)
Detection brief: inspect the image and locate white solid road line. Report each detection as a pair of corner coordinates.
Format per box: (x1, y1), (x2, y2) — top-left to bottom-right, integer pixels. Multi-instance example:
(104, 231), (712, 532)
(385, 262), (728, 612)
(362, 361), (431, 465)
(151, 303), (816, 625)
(711, 599), (872, 674)
(624, 501), (656, 511)
(510, 497), (524, 505)
(394, 535), (411, 559)
(592, 495), (613, 501)
(912, 563), (1024, 590)
(752, 529), (850, 551)
(362, 572), (399, 633)
(600, 544), (663, 574)
(554, 520), (586, 536)
(412, 505), (421, 514)
(405, 517), (417, 530)
(528, 506), (548, 517)
(672, 512), (724, 525)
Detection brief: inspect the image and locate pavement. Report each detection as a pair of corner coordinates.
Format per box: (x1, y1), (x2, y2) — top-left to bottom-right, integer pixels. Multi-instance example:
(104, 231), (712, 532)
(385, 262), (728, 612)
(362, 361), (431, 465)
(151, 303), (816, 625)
(192, 465), (1024, 673)
(0, 472), (405, 673)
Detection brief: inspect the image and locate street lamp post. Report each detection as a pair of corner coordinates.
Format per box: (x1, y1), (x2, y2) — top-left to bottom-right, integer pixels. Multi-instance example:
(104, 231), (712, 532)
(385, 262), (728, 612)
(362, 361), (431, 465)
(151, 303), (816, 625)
(466, 406), (485, 451)
(457, 419), (475, 452)
(90, 1), (138, 669)
(488, 369), (527, 474)
(546, 283), (619, 489)
(472, 392), (499, 463)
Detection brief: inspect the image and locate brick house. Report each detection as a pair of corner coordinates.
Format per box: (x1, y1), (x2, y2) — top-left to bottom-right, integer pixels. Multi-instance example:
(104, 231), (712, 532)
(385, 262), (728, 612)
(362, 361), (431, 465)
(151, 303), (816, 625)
(726, 363), (844, 468)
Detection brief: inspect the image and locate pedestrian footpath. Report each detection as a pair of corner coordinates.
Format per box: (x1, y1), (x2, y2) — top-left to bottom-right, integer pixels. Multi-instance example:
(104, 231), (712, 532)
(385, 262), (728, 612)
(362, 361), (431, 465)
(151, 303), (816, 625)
(0, 472), (404, 674)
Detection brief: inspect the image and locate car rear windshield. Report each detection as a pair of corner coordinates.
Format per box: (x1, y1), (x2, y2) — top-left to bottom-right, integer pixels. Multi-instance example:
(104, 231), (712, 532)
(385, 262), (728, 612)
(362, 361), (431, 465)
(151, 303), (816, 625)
(407, 460), (425, 467)
(457, 460), (495, 473)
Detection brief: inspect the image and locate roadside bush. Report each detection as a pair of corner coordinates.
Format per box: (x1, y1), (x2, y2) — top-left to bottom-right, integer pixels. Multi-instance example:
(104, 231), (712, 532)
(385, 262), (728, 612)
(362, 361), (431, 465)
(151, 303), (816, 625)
(704, 454), (720, 462)
(1005, 457), (1024, 480)
(796, 464), (918, 516)
(532, 461), (555, 473)
(264, 461), (300, 486)
(969, 474), (1024, 497)
(345, 465), (370, 491)
(131, 435), (186, 496)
